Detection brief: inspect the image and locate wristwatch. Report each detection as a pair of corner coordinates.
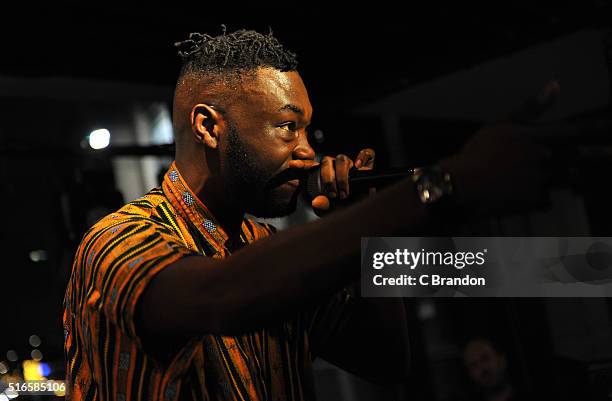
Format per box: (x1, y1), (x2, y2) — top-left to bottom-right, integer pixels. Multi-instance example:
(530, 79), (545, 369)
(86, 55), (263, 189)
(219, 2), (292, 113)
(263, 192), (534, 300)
(411, 166), (454, 204)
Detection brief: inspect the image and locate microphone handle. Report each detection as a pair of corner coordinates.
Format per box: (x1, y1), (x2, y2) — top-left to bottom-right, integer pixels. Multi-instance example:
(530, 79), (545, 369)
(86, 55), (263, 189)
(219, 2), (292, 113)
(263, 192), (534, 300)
(304, 166), (413, 200)
(349, 167), (413, 189)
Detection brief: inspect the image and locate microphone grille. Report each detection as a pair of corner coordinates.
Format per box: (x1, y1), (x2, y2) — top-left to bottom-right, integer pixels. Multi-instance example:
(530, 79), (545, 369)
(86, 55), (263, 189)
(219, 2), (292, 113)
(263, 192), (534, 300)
(304, 165), (323, 201)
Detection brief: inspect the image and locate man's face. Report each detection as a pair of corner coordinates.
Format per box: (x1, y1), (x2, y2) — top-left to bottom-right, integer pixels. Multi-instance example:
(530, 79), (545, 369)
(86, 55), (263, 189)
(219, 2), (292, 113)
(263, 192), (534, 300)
(218, 67), (315, 217)
(464, 340), (507, 390)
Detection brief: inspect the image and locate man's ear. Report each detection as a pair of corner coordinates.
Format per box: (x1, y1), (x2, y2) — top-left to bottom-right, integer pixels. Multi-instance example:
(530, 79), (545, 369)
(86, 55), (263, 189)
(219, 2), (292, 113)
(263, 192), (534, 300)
(190, 104), (224, 149)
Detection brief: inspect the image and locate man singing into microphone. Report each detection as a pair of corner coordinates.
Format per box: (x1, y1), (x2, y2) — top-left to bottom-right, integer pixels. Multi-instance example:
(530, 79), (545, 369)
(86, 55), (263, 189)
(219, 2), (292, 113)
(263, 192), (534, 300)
(63, 28), (553, 400)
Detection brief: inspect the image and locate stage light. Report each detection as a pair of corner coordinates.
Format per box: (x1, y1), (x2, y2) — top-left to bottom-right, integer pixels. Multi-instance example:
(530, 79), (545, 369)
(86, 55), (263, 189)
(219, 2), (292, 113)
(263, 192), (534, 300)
(418, 300), (437, 320)
(53, 383), (66, 397)
(39, 363), (51, 377)
(28, 335), (41, 348)
(88, 128), (111, 149)
(30, 350), (42, 361)
(28, 251), (47, 263)
(22, 360), (44, 381)
(6, 351), (17, 362)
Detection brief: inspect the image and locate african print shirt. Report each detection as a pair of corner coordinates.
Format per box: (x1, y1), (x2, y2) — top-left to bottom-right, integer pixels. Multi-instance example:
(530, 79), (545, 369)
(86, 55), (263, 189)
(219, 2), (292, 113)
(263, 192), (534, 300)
(63, 162), (353, 401)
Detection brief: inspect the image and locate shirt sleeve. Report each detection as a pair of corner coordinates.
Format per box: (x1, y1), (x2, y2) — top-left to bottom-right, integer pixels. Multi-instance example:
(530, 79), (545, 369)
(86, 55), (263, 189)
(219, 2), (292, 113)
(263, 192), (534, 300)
(80, 216), (195, 341)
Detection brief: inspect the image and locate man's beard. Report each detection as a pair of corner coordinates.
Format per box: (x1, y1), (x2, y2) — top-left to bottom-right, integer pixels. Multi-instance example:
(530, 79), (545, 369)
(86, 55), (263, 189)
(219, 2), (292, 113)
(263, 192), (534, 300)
(224, 125), (300, 218)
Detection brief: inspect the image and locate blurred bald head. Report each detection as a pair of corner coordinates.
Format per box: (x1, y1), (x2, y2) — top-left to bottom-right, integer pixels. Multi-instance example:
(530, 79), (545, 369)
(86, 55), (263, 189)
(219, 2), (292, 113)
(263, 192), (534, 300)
(463, 338), (508, 391)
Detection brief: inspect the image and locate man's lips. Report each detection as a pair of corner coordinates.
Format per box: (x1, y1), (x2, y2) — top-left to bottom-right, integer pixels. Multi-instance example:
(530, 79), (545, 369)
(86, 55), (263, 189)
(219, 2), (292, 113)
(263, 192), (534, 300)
(266, 169), (307, 190)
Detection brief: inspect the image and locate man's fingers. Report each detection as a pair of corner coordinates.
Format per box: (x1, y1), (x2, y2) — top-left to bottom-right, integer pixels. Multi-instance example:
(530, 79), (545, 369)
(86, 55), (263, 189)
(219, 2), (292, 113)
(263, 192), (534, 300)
(354, 148), (375, 169)
(320, 156), (337, 198)
(507, 80), (560, 123)
(310, 149), (374, 213)
(287, 159), (319, 170)
(311, 195), (330, 216)
(335, 154), (353, 199)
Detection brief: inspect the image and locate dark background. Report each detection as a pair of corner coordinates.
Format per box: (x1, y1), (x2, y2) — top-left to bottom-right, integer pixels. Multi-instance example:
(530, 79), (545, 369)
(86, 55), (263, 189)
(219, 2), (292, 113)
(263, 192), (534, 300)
(1, 1), (612, 400)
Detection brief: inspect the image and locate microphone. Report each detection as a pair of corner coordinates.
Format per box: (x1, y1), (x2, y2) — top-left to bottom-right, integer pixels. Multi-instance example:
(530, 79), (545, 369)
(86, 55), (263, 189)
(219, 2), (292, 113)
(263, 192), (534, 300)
(304, 165), (413, 200)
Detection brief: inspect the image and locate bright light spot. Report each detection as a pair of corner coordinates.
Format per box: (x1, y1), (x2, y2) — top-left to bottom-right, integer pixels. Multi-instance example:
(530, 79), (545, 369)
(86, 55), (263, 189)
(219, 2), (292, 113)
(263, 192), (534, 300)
(6, 391), (17, 399)
(88, 128), (111, 150)
(0, 393), (10, 401)
(6, 351), (17, 362)
(418, 300), (437, 320)
(151, 106), (174, 144)
(23, 360), (44, 381)
(0, 361), (7, 374)
(40, 362), (51, 377)
(28, 250), (48, 263)
(313, 129), (325, 143)
(30, 349), (42, 361)
(53, 382), (66, 397)
(28, 335), (41, 348)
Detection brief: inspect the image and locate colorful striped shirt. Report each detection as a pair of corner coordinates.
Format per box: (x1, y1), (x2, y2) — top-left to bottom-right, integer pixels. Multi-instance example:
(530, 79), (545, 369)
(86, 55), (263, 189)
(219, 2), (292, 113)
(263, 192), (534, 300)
(63, 162), (353, 401)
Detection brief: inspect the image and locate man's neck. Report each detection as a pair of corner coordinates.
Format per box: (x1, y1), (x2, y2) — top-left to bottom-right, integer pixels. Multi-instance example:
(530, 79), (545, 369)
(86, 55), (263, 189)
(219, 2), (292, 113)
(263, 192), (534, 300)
(201, 196), (245, 241)
(175, 160), (245, 240)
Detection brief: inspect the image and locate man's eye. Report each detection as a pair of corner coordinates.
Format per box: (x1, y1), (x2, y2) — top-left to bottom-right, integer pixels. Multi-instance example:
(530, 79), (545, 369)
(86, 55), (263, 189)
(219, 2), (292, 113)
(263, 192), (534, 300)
(279, 122), (297, 132)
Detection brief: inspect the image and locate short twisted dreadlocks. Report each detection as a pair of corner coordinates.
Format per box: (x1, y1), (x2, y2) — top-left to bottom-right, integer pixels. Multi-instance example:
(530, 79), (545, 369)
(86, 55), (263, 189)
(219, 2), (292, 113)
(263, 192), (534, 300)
(175, 27), (298, 82)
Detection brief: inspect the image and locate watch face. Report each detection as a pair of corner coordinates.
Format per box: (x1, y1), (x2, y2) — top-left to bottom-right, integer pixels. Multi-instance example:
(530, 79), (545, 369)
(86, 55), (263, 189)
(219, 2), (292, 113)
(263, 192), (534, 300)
(414, 168), (453, 204)
(418, 181), (443, 203)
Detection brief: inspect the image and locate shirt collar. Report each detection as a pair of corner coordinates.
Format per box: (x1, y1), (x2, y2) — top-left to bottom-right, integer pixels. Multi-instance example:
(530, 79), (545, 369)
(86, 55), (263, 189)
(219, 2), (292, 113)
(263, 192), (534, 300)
(162, 161), (247, 250)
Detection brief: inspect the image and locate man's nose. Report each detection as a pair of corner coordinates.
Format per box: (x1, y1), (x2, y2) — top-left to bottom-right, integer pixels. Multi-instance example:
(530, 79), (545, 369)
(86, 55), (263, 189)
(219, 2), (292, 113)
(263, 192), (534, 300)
(293, 133), (315, 160)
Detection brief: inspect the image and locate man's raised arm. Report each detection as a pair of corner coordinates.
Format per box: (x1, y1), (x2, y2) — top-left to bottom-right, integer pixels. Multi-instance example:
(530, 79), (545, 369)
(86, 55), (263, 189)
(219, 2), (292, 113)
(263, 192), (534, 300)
(137, 122), (551, 339)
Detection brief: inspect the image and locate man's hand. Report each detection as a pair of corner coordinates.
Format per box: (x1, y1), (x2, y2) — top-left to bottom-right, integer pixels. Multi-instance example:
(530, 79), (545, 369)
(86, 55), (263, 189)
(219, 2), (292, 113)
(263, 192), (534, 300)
(439, 82), (562, 215)
(441, 124), (553, 215)
(309, 148), (375, 215)
(438, 80), (612, 216)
